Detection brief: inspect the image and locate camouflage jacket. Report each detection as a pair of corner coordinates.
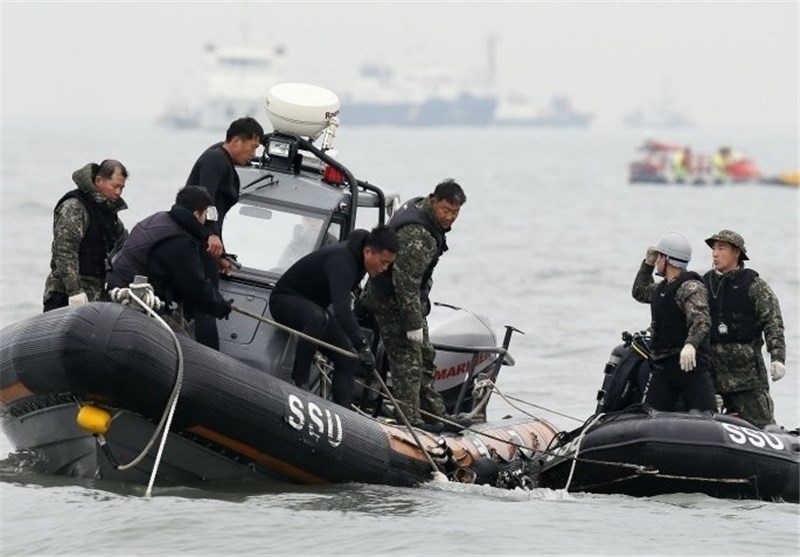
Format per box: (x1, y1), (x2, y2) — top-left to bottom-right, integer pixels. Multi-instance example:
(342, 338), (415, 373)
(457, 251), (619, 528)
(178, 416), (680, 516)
(631, 261), (711, 360)
(43, 163), (127, 303)
(377, 200), (441, 331)
(710, 271), (786, 393)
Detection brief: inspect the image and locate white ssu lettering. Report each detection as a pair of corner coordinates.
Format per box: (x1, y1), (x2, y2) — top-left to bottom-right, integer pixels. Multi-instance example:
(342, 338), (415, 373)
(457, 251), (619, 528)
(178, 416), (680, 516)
(722, 423), (784, 451)
(287, 394), (343, 447)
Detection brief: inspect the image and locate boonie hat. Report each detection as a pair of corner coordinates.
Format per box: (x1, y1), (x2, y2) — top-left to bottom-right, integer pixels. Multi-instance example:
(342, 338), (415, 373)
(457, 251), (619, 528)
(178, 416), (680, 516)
(705, 229), (748, 260)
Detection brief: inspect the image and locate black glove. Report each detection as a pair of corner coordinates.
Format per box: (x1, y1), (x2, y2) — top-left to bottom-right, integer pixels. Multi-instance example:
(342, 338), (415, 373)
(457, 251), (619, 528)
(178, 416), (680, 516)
(357, 345), (376, 370)
(222, 300), (233, 319)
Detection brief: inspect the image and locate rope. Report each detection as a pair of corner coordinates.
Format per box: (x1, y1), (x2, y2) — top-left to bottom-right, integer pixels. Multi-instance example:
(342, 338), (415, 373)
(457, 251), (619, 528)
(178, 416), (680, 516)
(564, 412), (605, 492)
(488, 381), (583, 423)
(576, 471), (752, 492)
(105, 288), (184, 498)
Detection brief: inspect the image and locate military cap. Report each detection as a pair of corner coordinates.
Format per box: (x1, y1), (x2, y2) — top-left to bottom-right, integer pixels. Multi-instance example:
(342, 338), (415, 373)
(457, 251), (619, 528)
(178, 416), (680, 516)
(705, 229), (748, 260)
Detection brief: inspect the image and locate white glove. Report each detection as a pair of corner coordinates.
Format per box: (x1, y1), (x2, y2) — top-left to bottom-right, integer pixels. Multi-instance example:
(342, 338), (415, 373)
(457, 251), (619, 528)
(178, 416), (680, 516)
(679, 344), (696, 372)
(715, 393), (724, 412)
(406, 328), (424, 343)
(770, 361), (785, 382)
(645, 246), (659, 266)
(68, 292), (89, 306)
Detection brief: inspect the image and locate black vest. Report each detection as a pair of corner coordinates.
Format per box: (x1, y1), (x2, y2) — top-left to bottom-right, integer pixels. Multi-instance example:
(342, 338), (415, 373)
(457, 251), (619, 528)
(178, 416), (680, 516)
(106, 211), (189, 291)
(650, 271), (704, 352)
(703, 268), (758, 343)
(370, 197), (448, 297)
(55, 189), (120, 278)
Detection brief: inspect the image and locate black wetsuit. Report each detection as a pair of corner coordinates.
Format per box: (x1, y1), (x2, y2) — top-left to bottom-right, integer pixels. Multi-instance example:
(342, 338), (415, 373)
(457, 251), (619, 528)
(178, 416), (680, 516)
(269, 230), (369, 408)
(185, 142), (240, 349)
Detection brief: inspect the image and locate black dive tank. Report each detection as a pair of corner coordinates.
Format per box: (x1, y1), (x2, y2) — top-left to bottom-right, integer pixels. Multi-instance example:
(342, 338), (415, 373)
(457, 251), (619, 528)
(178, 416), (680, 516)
(595, 344), (627, 413)
(595, 343), (647, 414)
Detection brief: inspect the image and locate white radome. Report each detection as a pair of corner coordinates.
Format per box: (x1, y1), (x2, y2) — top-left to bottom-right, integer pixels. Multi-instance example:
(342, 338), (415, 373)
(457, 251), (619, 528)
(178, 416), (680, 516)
(266, 82), (340, 138)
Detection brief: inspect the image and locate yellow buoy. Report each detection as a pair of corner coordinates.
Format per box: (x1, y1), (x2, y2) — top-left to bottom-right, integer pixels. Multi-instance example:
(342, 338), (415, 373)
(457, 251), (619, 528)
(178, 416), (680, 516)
(77, 405), (112, 435)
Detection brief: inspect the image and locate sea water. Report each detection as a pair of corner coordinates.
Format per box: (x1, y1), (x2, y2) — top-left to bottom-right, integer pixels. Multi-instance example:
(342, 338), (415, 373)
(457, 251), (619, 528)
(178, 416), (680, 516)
(1, 118), (798, 556)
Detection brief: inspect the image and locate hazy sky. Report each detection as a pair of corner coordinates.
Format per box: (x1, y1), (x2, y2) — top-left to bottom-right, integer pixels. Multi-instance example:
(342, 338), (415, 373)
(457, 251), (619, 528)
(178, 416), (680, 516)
(2, 1), (798, 129)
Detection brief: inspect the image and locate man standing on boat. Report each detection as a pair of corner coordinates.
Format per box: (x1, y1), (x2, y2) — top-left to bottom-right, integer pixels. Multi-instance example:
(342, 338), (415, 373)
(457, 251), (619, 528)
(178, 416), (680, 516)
(269, 226), (399, 409)
(632, 232), (716, 413)
(185, 116), (264, 348)
(364, 179), (468, 428)
(106, 186), (232, 338)
(43, 160), (128, 312)
(702, 230), (785, 427)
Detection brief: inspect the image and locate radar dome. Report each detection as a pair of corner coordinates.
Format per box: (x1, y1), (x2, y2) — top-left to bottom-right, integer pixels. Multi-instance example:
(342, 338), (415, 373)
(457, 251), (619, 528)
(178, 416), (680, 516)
(266, 83), (340, 138)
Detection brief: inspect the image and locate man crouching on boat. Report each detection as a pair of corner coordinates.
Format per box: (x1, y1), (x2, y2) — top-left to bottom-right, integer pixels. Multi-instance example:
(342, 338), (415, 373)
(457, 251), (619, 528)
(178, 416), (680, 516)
(106, 186), (232, 344)
(269, 226), (399, 409)
(631, 232), (717, 413)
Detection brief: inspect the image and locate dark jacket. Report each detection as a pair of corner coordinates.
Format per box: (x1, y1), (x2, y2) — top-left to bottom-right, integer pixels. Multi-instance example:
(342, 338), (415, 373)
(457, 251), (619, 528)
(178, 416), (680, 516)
(108, 206), (230, 318)
(273, 229), (369, 345)
(186, 143), (240, 239)
(55, 189), (121, 278)
(651, 271), (705, 352)
(703, 268), (759, 344)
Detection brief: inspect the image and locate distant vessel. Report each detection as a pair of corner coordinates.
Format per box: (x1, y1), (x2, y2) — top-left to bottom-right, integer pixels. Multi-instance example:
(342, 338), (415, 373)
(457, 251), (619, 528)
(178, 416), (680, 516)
(339, 36), (499, 127)
(339, 64), (497, 126)
(493, 94), (593, 128)
(624, 87), (695, 129)
(158, 43), (286, 130)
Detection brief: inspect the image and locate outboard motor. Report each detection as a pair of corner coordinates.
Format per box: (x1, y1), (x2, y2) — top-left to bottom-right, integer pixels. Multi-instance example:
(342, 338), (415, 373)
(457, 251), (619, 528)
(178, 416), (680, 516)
(595, 331), (651, 413)
(427, 302), (515, 416)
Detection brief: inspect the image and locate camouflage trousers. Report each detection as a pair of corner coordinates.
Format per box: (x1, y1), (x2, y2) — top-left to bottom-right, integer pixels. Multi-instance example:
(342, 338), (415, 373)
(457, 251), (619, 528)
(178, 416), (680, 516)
(720, 388), (776, 428)
(367, 295), (446, 423)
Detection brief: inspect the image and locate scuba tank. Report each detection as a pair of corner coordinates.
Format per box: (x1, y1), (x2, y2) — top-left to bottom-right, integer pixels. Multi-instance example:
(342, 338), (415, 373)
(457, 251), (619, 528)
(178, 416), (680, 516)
(595, 331), (651, 414)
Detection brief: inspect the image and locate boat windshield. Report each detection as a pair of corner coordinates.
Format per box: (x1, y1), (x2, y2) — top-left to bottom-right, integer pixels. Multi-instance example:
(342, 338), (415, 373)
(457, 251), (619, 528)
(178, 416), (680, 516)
(223, 203), (336, 274)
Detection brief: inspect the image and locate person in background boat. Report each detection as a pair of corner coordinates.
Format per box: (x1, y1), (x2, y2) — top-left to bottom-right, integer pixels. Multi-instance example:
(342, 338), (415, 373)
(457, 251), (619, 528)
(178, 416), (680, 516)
(671, 146), (693, 182)
(106, 186), (231, 342)
(364, 179), (468, 429)
(711, 146), (733, 181)
(185, 116), (264, 349)
(269, 226), (399, 409)
(632, 232), (716, 413)
(702, 230), (785, 427)
(42, 160), (128, 312)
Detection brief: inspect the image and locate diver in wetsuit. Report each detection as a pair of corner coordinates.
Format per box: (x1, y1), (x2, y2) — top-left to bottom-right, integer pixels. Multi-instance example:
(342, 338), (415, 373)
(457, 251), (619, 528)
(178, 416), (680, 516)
(269, 226), (398, 408)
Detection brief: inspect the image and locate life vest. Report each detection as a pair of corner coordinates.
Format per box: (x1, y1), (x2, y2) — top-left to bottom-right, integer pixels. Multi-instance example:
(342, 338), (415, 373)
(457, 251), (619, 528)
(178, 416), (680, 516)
(703, 268), (759, 344)
(650, 271), (704, 352)
(370, 197), (448, 298)
(55, 189), (121, 278)
(106, 211), (190, 293)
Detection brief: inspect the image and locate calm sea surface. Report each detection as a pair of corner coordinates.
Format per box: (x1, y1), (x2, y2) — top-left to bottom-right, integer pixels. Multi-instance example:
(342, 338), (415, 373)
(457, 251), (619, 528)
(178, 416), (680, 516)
(1, 118), (798, 556)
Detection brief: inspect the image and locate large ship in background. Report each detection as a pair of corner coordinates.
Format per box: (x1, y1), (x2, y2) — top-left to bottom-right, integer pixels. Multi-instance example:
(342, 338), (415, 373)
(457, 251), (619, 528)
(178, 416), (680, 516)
(339, 63), (498, 126)
(157, 43), (287, 130)
(158, 37), (592, 129)
(339, 36), (499, 126)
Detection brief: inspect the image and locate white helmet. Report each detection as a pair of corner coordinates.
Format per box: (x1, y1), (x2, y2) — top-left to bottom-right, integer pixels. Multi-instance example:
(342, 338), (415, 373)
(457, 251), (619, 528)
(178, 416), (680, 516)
(656, 232), (691, 269)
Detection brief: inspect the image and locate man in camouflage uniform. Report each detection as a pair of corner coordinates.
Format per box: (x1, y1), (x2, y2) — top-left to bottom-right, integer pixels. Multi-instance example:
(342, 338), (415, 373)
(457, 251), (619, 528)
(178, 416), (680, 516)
(632, 232), (716, 412)
(365, 179), (467, 427)
(43, 160), (128, 311)
(703, 230), (786, 427)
